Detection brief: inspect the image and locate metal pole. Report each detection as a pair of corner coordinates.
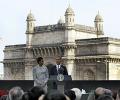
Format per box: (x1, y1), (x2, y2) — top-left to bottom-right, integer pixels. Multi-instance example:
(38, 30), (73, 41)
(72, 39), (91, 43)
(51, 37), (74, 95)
(106, 60), (109, 80)
(106, 61), (107, 80)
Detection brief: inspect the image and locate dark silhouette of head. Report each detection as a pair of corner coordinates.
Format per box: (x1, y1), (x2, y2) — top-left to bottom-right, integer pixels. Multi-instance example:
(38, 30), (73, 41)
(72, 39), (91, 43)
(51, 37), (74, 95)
(65, 90), (76, 100)
(43, 90), (67, 100)
(30, 86), (45, 100)
(97, 94), (114, 100)
(22, 92), (34, 100)
(116, 88), (120, 100)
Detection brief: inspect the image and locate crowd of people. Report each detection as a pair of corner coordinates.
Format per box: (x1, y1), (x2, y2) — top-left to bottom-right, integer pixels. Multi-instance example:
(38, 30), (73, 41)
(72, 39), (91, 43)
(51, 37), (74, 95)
(0, 86), (120, 100)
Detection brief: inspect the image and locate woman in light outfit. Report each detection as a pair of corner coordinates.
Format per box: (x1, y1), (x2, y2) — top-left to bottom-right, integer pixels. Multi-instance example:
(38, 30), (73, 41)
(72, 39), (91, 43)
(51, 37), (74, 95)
(33, 57), (49, 93)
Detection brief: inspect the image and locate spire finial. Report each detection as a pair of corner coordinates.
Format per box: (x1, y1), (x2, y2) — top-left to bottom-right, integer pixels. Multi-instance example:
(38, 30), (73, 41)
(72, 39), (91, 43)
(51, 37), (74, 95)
(30, 10), (32, 14)
(68, 0), (71, 7)
(98, 10), (100, 15)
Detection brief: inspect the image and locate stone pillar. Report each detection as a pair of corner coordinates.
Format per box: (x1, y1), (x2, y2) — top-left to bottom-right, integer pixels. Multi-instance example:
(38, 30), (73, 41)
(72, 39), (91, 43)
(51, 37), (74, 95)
(65, 58), (75, 79)
(62, 44), (76, 80)
(24, 48), (34, 80)
(24, 60), (34, 80)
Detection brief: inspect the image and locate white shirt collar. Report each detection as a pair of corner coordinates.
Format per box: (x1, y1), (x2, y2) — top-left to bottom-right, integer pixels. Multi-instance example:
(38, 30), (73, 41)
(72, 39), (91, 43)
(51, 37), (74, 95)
(56, 64), (61, 69)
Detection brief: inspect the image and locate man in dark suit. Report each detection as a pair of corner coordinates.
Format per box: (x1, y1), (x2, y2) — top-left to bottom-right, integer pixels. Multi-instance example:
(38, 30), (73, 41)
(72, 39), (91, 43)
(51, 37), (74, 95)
(50, 56), (68, 75)
(49, 56), (69, 90)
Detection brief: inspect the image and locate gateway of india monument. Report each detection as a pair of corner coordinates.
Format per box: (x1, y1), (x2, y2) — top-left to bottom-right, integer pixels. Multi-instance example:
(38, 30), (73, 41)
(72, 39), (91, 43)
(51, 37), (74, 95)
(3, 5), (120, 80)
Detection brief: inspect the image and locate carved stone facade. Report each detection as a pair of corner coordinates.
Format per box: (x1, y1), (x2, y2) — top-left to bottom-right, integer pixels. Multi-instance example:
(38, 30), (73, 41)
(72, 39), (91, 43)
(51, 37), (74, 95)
(3, 6), (120, 80)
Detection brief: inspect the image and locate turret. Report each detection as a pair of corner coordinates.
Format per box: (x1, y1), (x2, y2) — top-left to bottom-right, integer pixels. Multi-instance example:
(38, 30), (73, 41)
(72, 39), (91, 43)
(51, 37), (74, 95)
(63, 5), (76, 78)
(26, 11), (35, 33)
(65, 5), (75, 29)
(26, 11), (35, 47)
(94, 12), (104, 37)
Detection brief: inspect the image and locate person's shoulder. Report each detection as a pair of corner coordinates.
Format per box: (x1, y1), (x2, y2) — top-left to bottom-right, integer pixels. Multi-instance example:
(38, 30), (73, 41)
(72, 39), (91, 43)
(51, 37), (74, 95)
(44, 65), (48, 69)
(33, 65), (38, 69)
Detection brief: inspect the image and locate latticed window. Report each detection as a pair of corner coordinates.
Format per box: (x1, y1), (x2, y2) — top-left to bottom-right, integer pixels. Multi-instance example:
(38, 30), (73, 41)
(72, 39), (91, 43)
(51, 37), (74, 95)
(83, 69), (95, 80)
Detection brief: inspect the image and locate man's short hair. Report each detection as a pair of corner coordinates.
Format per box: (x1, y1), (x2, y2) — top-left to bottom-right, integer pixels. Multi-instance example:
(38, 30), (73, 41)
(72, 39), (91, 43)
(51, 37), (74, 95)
(36, 57), (43, 64)
(55, 56), (62, 59)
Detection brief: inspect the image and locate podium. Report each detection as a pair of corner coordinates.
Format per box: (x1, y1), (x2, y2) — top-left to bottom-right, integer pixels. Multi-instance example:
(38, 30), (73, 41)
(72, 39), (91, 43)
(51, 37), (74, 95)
(49, 75), (72, 93)
(49, 75), (72, 81)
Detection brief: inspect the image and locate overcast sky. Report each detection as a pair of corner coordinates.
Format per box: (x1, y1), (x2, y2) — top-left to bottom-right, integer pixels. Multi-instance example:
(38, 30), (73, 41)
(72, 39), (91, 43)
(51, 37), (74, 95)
(0, 0), (120, 74)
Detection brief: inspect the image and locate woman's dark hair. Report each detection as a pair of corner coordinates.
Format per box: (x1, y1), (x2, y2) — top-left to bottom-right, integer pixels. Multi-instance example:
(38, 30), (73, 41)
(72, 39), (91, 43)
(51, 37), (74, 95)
(36, 57), (43, 64)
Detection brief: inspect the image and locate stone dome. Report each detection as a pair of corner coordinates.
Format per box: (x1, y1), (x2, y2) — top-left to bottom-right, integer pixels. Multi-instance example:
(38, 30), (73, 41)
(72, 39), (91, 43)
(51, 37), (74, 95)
(65, 5), (74, 15)
(58, 17), (65, 24)
(26, 11), (35, 21)
(95, 13), (103, 22)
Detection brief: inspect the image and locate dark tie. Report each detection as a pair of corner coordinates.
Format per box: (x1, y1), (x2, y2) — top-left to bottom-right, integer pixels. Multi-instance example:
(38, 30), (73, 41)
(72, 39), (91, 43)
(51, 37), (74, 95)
(57, 65), (60, 74)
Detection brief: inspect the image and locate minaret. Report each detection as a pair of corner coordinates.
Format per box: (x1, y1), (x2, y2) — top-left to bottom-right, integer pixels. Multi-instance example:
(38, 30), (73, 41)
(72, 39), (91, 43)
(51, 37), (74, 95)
(64, 4), (75, 42)
(26, 11), (35, 47)
(94, 12), (104, 38)
(65, 4), (75, 29)
(25, 11), (35, 80)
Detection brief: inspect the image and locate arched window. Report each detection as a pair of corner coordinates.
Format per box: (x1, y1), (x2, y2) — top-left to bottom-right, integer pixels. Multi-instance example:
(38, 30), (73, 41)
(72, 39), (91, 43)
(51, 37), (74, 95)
(70, 18), (71, 22)
(83, 69), (95, 80)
